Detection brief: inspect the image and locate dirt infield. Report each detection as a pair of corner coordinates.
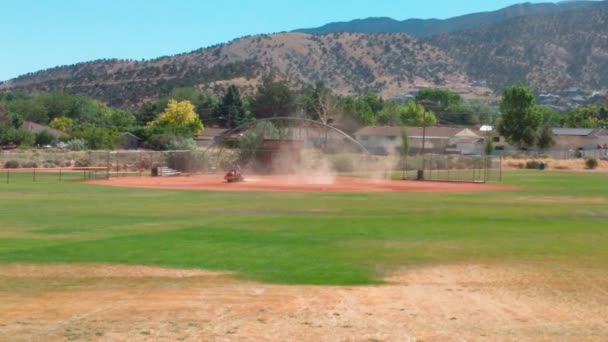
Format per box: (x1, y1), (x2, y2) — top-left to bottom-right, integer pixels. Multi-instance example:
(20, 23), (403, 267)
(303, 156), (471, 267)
(1, 263), (606, 341)
(88, 174), (516, 193)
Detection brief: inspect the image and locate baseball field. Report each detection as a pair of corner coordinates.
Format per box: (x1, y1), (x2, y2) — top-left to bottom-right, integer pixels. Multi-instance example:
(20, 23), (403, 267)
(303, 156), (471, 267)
(1, 171), (607, 341)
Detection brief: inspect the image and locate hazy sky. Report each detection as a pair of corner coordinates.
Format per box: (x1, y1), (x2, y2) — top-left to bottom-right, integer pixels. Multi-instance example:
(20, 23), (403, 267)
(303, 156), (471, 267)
(0, 0), (560, 81)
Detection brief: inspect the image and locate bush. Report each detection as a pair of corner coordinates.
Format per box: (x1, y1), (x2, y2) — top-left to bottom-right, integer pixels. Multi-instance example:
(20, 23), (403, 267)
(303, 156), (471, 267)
(35, 130), (58, 146)
(585, 158), (598, 170)
(66, 139), (87, 151)
(525, 160), (541, 169)
(144, 133), (196, 151)
(75, 159), (90, 167)
(4, 160), (19, 168)
(0, 127), (35, 147)
(331, 155), (355, 173)
(72, 127), (117, 150)
(22, 161), (38, 168)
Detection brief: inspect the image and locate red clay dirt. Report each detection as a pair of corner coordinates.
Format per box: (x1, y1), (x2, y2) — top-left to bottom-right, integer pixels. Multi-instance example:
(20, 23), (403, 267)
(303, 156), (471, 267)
(88, 174), (517, 193)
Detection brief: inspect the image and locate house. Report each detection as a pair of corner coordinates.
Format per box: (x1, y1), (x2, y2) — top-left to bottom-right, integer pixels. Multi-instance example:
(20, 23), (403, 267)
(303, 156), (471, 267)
(22, 121), (67, 140)
(473, 126), (509, 153)
(194, 127), (229, 147)
(119, 132), (143, 150)
(354, 126), (484, 155)
(551, 128), (608, 153)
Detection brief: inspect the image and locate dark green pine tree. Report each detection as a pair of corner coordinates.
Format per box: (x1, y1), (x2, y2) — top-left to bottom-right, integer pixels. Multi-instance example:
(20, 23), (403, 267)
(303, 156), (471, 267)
(217, 85), (244, 128)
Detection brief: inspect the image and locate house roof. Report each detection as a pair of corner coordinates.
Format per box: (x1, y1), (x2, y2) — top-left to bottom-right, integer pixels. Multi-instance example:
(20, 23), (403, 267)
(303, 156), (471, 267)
(552, 128), (595, 136)
(355, 126), (478, 139)
(593, 129), (608, 136)
(196, 127), (229, 139)
(22, 121), (67, 138)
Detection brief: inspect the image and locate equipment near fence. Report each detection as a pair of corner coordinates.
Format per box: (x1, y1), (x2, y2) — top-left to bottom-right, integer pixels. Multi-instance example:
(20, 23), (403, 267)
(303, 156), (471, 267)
(153, 166), (181, 177)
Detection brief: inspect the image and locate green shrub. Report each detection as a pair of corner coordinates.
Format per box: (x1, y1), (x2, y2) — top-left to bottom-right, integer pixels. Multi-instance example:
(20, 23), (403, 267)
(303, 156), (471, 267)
(144, 133), (196, 151)
(4, 160), (20, 168)
(66, 139), (87, 151)
(525, 160), (541, 169)
(35, 130), (58, 146)
(331, 155), (355, 173)
(75, 159), (90, 167)
(585, 158), (598, 170)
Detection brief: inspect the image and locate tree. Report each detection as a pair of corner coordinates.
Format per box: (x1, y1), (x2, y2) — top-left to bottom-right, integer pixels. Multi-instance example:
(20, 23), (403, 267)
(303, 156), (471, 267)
(359, 93), (384, 114)
(50, 117), (74, 132)
(497, 84), (541, 149)
(465, 99), (498, 125)
(35, 130), (58, 146)
(535, 106), (561, 127)
(377, 101), (402, 125)
(217, 85), (245, 128)
(253, 76), (295, 118)
(416, 88), (462, 110)
(485, 137), (495, 155)
(137, 102), (162, 125)
(563, 105), (608, 128)
(537, 125), (555, 151)
(72, 127), (117, 150)
(108, 110), (136, 130)
(415, 88), (467, 124)
(0, 127), (34, 146)
(0, 102), (7, 127)
(311, 81), (339, 124)
(5, 98), (49, 123)
(149, 99), (204, 135)
(400, 128), (410, 179)
(400, 101), (437, 126)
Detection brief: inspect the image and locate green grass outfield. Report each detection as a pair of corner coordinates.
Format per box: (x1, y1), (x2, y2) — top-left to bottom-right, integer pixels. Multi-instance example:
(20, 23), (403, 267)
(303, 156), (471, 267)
(0, 171), (607, 285)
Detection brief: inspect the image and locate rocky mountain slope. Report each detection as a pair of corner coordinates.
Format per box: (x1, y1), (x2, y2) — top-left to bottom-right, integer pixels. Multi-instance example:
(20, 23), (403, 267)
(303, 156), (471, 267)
(429, 1), (608, 92)
(0, 33), (472, 109)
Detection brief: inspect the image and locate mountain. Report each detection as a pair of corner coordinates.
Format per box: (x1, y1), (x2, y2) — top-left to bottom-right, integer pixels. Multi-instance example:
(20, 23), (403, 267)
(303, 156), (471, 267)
(1, 1), (608, 110)
(428, 1), (608, 92)
(0, 32), (473, 110)
(294, 1), (600, 37)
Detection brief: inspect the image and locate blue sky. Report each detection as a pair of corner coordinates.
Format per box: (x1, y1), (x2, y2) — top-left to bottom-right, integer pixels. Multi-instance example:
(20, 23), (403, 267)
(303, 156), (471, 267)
(0, 0), (556, 81)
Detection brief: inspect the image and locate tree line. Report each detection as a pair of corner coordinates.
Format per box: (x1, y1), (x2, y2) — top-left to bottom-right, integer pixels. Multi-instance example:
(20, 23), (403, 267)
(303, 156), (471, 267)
(1, 78), (606, 151)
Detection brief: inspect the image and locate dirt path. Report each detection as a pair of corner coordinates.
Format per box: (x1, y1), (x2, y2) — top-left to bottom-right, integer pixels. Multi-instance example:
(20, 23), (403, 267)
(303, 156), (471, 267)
(1, 263), (606, 341)
(88, 175), (517, 193)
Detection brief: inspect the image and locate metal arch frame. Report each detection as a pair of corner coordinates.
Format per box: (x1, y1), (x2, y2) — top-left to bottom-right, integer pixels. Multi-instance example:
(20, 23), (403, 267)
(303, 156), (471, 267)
(203, 117), (370, 154)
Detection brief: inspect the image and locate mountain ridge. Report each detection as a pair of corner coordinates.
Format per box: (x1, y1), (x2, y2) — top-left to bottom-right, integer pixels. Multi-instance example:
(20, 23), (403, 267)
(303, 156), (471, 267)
(1, 1), (607, 110)
(293, 1), (601, 37)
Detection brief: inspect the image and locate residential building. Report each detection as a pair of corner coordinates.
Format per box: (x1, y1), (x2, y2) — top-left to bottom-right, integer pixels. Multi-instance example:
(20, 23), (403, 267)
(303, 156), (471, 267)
(354, 126), (484, 155)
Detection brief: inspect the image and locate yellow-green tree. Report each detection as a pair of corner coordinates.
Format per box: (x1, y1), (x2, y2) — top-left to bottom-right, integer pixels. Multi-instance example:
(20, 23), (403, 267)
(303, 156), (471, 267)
(149, 100), (203, 135)
(50, 117), (74, 132)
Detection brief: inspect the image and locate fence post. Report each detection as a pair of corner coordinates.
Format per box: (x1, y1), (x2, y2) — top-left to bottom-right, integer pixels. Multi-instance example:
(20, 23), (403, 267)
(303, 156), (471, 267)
(106, 151), (110, 180)
(499, 154), (503, 182)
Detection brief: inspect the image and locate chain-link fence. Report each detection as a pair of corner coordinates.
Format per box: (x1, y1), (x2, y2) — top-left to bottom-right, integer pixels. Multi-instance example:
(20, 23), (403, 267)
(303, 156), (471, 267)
(1, 148), (502, 184)
(502, 148), (608, 160)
